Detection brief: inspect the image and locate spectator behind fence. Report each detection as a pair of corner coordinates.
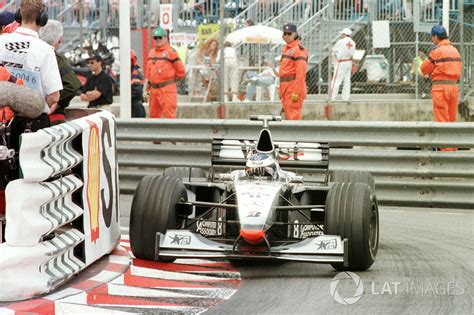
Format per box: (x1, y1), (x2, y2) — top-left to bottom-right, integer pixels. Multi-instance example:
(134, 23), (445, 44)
(186, 39), (218, 97)
(217, 41), (239, 102)
(330, 28), (356, 102)
(144, 27), (185, 118)
(244, 60), (278, 102)
(80, 54), (114, 110)
(421, 25), (462, 151)
(130, 49), (146, 118)
(39, 19), (82, 125)
(279, 23), (308, 120)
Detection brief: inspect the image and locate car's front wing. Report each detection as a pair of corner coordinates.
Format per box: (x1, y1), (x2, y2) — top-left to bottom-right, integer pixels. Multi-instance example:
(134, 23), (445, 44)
(155, 230), (348, 265)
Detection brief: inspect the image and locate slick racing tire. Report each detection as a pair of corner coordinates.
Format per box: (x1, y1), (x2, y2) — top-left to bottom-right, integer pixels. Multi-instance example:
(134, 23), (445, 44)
(164, 166), (206, 179)
(325, 182), (379, 271)
(330, 170), (375, 188)
(130, 175), (187, 262)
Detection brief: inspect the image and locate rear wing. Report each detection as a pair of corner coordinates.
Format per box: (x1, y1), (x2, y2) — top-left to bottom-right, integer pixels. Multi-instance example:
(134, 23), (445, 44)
(211, 138), (330, 171)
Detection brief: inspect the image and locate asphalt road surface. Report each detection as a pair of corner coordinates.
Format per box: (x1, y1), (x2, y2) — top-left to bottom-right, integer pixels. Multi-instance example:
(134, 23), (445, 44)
(120, 195), (473, 314)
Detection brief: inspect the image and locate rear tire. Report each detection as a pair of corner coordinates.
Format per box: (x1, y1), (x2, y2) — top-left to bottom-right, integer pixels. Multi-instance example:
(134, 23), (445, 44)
(129, 175), (187, 262)
(325, 182), (379, 271)
(330, 170), (375, 188)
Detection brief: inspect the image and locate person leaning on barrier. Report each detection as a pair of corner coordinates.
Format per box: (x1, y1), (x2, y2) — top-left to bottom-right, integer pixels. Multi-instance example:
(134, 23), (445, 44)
(144, 27), (185, 119)
(279, 23), (308, 120)
(421, 25), (462, 151)
(80, 54), (114, 110)
(39, 19), (82, 125)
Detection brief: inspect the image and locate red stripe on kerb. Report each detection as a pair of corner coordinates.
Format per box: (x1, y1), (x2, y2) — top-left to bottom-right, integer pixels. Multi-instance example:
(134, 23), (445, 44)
(71, 279), (104, 291)
(110, 248), (130, 256)
(123, 270), (214, 289)
(7, 298), (55, 314)
(105, 262), (130, 273)
(86, 292), (181, 307)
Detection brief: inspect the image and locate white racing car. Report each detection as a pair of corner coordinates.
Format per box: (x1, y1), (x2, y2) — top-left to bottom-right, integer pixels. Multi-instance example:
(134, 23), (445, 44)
(130, 115), (379, 271)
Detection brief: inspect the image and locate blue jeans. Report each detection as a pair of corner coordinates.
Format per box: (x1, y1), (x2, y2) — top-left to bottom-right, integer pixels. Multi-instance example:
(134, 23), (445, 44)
(245, 71), (276, 100)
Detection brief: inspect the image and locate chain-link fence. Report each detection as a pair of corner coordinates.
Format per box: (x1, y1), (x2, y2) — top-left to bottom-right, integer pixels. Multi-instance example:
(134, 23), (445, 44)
(1, 0), (472, 103)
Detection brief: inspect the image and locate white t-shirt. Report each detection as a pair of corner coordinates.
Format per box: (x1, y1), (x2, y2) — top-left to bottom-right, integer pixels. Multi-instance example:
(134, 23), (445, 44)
(0, 27), (63, 114)
(217, 47), (238, 61)
(332, 36), (356, 61)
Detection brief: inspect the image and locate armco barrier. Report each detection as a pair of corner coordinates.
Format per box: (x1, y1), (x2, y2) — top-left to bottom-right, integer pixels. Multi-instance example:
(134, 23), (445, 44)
(117, 119), (474, 209)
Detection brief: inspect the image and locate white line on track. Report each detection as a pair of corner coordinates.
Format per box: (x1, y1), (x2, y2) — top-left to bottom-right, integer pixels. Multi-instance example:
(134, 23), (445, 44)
(130, 265), (232, 281)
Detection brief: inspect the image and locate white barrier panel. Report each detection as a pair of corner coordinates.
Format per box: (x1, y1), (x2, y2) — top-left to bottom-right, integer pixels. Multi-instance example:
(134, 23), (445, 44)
(0, 110), (121, 301)
(0, 229), (85, 301)
(5, 175), (83, 246)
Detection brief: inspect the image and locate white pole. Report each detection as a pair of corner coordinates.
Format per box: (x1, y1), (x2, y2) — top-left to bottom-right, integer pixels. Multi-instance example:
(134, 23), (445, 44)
(442, 0), (449, 35)
(119, 0), (132, 119)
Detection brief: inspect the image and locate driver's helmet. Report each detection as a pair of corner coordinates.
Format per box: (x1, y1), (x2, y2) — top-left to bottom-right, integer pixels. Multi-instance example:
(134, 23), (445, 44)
(245, 152), (277, 177)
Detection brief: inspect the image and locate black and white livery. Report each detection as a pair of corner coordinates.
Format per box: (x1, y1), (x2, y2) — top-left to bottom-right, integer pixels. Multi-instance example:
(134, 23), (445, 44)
(130, 115), (379, 271)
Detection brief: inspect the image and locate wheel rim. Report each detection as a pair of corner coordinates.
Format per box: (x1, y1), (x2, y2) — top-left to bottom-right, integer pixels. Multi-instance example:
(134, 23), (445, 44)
(368, 203), (379, 253)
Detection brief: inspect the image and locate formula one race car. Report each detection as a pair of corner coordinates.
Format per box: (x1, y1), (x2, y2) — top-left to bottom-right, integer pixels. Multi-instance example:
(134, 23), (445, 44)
(130, 115), (379, 271)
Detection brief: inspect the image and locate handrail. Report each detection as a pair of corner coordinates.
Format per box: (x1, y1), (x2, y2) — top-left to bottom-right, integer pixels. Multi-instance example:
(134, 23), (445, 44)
(299, 4), (330, 30)
(266, 2), (299, 27)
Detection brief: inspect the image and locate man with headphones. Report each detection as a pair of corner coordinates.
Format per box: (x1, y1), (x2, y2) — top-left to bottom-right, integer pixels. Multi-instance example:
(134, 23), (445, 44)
(0, 0), (62, 157)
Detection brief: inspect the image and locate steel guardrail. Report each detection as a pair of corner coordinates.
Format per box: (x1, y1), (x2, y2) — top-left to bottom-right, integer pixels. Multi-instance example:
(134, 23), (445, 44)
(117, 119), (474, 209)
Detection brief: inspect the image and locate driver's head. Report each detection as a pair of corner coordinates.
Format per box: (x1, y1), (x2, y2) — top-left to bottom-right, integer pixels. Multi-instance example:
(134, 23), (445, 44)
(246, 152), (277, 177)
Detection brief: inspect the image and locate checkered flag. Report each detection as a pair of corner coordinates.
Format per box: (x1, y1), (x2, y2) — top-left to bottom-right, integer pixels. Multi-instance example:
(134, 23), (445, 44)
(5, 42), (30, 54)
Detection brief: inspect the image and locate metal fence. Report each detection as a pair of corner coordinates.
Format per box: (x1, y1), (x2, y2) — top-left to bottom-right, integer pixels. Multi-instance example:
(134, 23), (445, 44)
(117, 119), (474, 209)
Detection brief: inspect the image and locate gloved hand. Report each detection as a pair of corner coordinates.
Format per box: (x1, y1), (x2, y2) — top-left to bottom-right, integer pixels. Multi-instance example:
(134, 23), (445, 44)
(143, 89), (149, 103)
(291, 93), (300, 102)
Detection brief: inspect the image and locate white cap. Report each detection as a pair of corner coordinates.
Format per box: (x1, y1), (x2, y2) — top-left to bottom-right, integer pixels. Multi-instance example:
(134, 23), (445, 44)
(340, 28), (352, 36)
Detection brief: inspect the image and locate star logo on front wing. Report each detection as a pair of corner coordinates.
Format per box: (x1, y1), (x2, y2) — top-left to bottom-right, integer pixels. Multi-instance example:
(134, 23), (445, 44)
(315, 239), (337, 250)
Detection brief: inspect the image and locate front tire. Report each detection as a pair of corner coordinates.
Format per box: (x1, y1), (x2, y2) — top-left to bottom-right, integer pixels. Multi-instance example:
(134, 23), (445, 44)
(129, 175), (187, 262)
(330, 170), (375, 188)
(325, 182), (379, 271)
(163, 166), (206, 179)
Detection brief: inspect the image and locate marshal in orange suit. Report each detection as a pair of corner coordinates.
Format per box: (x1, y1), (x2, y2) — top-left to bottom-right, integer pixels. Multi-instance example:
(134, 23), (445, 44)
(278, 23), (308, 120)
(421, 25), (462, 124)
(421, 25), (462, 151)
(145, 27), (186, 119)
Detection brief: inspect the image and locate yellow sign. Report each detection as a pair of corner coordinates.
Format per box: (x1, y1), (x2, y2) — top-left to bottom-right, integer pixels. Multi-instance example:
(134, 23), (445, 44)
(198, 24), (220, 44)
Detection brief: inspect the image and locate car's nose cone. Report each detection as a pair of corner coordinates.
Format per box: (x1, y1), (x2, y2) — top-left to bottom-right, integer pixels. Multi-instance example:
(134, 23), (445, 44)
(240, 229), (265, 244)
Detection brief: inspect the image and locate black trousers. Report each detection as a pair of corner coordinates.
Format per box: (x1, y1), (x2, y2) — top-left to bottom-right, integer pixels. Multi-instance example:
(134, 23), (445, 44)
(4, 113), (50, 181)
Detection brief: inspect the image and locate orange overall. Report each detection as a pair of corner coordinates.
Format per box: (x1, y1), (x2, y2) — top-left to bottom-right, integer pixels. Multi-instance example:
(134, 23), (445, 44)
(279, 40), (308, 120)
(146, 43), (186, 118)
(421, 39), (462, 123)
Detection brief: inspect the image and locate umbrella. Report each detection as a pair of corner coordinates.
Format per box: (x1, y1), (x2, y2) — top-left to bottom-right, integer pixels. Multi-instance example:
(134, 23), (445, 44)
(226, 25), (285, 45)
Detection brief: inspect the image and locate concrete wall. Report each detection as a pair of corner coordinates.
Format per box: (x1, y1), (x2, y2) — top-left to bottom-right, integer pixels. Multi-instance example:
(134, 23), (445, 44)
(176, 99), (436, 121)
(71, 94), (471, 122)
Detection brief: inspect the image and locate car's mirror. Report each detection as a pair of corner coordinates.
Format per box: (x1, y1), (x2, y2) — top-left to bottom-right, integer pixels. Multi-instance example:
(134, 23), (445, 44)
(288, 176), (303, 184)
